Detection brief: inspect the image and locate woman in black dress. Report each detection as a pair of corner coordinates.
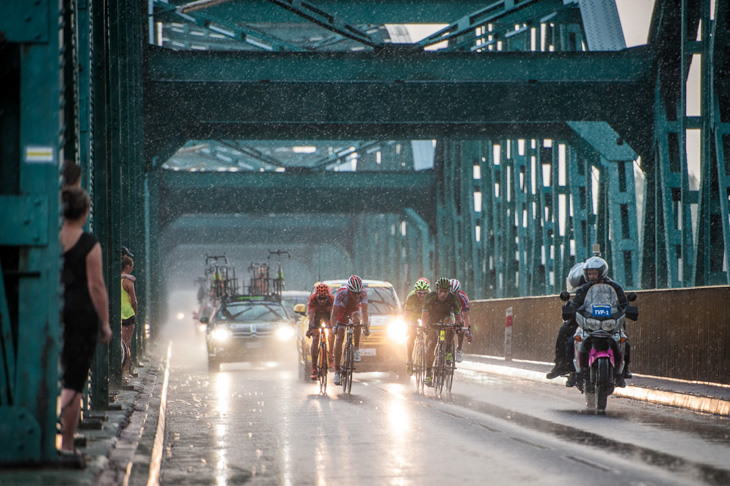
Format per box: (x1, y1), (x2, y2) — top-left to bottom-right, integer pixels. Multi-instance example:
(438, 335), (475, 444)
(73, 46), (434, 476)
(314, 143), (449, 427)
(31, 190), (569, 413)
(59, 187), (112, 452)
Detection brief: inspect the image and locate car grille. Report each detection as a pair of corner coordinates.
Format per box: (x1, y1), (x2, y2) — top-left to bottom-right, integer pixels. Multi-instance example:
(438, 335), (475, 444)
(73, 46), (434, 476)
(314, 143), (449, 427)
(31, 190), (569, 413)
(229, 322), (276, 337)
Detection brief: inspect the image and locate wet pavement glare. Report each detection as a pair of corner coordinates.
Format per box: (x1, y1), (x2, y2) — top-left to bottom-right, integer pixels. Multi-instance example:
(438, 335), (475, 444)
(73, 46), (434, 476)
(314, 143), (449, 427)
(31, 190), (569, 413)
(157, 319), (730, 486)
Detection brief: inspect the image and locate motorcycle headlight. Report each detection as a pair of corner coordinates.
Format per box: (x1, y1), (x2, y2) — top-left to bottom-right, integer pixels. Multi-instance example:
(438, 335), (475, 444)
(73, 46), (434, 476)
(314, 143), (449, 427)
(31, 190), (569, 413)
(585, 318), (601, 331)
(601, 319), (618, 332)
(211, 328), (232, 342)
(387, 318), (408, 344)
(276, 324), (295, 341)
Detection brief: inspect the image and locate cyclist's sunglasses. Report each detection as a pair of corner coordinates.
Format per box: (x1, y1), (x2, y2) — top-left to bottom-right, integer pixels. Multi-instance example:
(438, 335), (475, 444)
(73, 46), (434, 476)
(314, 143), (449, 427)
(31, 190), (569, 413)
(416, 290), (428, 295)
(316, 295), (328, 301)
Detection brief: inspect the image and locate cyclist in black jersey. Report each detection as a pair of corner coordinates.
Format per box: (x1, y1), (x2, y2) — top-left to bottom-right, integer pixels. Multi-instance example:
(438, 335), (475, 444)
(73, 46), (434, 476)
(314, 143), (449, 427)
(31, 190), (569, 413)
(420, 277), (462, 387)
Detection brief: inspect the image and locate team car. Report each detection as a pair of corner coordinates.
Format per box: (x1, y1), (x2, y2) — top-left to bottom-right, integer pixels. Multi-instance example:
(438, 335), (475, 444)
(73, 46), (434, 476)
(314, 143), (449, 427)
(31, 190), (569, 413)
(204, 294), (295, 371)
(294, 279), (407, 380)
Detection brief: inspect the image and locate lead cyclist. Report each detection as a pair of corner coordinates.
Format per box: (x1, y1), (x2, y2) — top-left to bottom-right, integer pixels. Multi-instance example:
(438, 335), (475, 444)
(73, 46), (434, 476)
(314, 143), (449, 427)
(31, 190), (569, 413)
(420, 277), (462, 387)
(331, 275), (370, 386)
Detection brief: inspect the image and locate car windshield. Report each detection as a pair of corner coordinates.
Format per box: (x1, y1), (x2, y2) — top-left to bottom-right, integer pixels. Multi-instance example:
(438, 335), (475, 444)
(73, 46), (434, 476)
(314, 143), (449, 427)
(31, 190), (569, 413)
(216, 302), (287, 323)
(364, 287), (399, 314)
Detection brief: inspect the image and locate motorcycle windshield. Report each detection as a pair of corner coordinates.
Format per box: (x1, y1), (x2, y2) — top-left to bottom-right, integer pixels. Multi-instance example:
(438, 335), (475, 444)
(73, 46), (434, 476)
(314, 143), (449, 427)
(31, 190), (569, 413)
(580, 284), (620, 318)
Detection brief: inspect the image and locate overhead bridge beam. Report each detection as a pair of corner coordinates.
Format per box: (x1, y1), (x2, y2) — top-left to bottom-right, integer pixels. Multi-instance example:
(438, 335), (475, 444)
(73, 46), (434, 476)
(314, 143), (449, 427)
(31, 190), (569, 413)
(158, 170), (435, 224)
(144, 46), (654, 142)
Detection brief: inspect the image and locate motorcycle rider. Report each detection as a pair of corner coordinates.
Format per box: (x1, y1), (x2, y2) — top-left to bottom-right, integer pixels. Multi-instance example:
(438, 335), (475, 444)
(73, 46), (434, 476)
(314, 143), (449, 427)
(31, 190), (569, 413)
(332, 275), (370, 386)
(449, 279), (472, 363)
(546, 256), (632, 387)
(403, 278), (431, 376)
(306, 283), (335, 381)
(421, 277), (462, 387)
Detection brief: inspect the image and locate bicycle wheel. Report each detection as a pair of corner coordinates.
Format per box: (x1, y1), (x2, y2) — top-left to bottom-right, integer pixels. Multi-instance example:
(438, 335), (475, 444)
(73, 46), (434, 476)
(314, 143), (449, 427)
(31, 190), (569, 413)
(434, 343), (445, 395)
(318, 342), (328, 394)
(342, 344), (351, 393)
(346, 340), (354, 394)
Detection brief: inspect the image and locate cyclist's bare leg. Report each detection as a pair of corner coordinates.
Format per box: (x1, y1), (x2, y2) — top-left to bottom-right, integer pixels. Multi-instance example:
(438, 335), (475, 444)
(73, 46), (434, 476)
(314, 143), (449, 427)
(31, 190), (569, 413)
(425, 328), (438, 374)
(351, 311), (362, 347)
(333, 327), (345, 370)
(327, 329), (335, 363)
(309, 329), (320, 368)
(405, 326), (417, 363)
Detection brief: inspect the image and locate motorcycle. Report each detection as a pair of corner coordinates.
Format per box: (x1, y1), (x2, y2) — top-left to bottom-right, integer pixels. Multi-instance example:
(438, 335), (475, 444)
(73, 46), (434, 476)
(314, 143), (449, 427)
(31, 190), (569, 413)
(560, 285), (638, 413)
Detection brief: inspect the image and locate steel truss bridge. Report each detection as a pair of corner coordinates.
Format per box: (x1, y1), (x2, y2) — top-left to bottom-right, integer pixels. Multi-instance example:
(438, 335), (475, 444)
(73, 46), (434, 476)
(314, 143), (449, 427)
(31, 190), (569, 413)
(0, 0), (728, 464)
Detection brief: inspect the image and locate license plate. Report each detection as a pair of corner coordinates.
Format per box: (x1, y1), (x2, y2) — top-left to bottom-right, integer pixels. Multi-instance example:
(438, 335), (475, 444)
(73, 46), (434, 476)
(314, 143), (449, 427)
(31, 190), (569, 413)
(245, 341), (264, 349)
(592, 305), (611, 318)
(359, 348), (376, 356)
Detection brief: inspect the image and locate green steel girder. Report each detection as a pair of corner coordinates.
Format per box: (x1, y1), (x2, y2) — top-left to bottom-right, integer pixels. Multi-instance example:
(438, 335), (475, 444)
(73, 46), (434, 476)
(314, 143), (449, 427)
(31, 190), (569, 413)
(156, 3), (309, 52)
(161, 214), (355, 251)
(418, 0), (566, 50)
(264, 0), (383, 49)
(158, 169), (435, 224)
(156, 0), (502, 25)
(143, 46), (653, 143)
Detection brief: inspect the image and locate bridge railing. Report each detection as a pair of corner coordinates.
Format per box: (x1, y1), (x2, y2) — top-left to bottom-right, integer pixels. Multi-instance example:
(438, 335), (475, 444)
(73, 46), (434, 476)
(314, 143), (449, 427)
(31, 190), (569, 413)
(469, 286), (730, 385)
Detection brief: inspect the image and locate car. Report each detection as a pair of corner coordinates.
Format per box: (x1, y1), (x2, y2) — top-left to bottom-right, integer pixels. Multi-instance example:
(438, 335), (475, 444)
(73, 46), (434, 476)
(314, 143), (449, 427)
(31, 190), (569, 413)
(205, 295), (296, 371)
(280, 290), (311, 319)
(294, 279), (407, 381)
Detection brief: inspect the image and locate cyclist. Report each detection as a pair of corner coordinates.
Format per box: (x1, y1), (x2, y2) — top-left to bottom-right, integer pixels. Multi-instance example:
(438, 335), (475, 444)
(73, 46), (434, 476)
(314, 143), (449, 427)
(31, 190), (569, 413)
(449, 279), (472, 363)
(306, 283), (335, 380)
(403, 278), (431, 376)
(332, 275), (370, 386)
(421, 277), (462, 387)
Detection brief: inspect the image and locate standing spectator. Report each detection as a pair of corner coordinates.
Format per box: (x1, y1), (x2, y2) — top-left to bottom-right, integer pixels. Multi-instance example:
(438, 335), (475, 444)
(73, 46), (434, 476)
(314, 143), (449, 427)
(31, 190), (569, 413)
(121, 256), (137, 385)
(59, 186), (112, 453)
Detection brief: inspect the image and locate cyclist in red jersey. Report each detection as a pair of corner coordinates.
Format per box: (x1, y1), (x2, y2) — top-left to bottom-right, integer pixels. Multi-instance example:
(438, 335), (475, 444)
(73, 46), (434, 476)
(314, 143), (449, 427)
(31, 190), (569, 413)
(331, 275), (370, 386)
(306, 283), (335, 380)
(449, 279), (472, 363)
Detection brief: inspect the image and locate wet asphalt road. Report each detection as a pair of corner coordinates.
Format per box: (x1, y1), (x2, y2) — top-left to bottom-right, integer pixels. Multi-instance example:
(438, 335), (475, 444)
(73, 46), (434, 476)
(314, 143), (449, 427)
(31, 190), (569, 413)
(158, 324), (730, 486)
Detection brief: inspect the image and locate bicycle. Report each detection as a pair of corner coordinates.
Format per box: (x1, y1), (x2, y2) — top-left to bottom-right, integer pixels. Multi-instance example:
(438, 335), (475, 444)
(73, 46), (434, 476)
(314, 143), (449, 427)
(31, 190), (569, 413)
(309, 322), (331, 394)
(410, 320), (427, 393)
(340, 321), (366, 394)
(432, 321), (459, 396)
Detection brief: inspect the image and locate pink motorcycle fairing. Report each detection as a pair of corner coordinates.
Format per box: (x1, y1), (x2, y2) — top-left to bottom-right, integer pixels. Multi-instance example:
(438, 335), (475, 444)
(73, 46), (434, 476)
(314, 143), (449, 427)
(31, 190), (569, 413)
(588, 347), (614, 368)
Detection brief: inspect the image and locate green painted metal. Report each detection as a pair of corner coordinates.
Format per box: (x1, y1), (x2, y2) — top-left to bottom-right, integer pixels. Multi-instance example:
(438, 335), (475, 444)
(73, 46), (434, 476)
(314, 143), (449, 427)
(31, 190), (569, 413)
(143, 46), (652, 140)
(0, 0), (63, 463)
(157, 170), (435, 225)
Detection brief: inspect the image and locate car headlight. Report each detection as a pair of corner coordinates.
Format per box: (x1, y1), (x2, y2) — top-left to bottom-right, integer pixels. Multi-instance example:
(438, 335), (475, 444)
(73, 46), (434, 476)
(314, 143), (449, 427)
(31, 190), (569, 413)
(211, 328), (232, 342)
(585, 318), (601, 331)
(601, 319), (618, 332)
(387, 318), (408, 344)
(276, 324), (295, 341)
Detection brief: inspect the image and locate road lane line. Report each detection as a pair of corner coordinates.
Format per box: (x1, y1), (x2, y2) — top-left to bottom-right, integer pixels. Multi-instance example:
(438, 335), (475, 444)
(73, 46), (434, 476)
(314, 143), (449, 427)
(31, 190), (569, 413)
(147, 342), (172, 486)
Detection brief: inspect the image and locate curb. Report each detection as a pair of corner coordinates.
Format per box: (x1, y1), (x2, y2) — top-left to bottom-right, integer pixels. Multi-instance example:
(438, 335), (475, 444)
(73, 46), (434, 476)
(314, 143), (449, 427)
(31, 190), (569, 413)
(459, 360), (730, 416)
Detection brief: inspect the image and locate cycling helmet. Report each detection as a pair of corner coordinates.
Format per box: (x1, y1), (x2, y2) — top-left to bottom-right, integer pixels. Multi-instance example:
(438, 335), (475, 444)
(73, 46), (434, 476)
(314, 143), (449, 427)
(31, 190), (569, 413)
(583, 256), (608, 280)
(347, 275), (363, 293)
(449, 279), (461, 293)
(418, 277), (430, 285)
(566, 262), (586, 292)
(436, 277), (450, 290)
(414, 280), (430, 291)
(315, 283), (330, 298)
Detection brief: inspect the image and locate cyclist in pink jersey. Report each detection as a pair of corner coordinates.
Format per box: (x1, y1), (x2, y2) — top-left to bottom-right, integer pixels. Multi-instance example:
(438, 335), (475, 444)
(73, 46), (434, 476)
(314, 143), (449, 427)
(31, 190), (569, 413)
(331, 275), (370, 386)
(449, 279), (472, 363)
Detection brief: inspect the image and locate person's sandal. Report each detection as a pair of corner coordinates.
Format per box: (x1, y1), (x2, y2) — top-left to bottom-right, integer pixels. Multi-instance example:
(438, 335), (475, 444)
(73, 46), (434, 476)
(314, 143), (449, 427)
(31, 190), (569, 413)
(58, 448), (87, 469)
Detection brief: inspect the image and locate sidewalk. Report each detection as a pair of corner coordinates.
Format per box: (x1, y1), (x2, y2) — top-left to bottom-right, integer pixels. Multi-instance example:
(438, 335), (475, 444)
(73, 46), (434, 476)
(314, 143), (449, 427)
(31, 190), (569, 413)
(0, 343), (167, 486)
(463, 354), (730, 416)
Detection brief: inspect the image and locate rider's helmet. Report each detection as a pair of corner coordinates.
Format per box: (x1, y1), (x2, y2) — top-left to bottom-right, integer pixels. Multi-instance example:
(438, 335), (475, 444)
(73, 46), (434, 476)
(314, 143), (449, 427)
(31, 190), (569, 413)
(347, 275), (363, 293)
(436, 277), (450, 290)
(418, 277), (430, 285)
(583, 256), (608, 280)
(449, 279), (461, 293)
(315, 283), (330, 298)
(566, 262), (586, 292)
(414, 279), (430, 291)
